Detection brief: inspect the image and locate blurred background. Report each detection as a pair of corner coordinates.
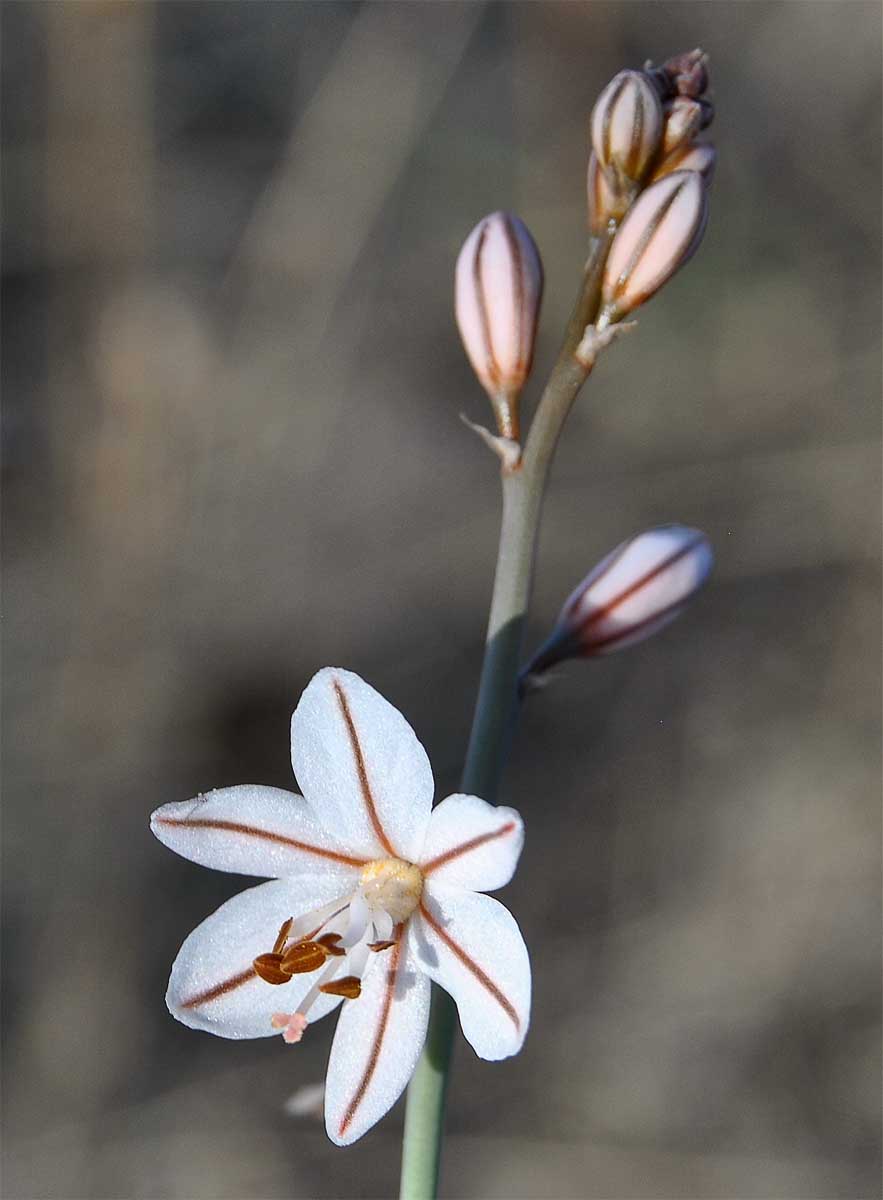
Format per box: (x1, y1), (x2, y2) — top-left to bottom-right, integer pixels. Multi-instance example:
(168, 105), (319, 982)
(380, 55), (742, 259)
(3, 3), (881, 1198)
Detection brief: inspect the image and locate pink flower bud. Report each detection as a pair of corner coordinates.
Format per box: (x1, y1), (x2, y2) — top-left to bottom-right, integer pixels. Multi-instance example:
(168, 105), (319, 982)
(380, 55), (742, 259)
(598, 170), (708, 326)
(590, 70), (663, 190)
(525, 525), (713, 674)
(650, 141), (717, 185)
(586, 152), (629, 235)
(455, 211), (544, 441)
(660, 97), (709, 158)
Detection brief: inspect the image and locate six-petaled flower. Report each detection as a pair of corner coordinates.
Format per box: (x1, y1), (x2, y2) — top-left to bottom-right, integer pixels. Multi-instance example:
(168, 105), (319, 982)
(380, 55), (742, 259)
(151, 668), (530, 1145)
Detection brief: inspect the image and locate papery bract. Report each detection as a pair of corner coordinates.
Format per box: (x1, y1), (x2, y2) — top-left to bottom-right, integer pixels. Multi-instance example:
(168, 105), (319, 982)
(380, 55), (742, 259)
(151, 668), (530, 1146)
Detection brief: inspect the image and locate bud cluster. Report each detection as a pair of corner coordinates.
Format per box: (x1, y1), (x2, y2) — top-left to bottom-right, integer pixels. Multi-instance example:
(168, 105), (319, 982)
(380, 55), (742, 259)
(589, 49), (715, 327)
(453, 49), (715, 443)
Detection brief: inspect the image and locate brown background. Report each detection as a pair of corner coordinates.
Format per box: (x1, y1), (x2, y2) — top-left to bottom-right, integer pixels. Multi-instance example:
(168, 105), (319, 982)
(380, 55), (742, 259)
(3, 3), (881, 1197)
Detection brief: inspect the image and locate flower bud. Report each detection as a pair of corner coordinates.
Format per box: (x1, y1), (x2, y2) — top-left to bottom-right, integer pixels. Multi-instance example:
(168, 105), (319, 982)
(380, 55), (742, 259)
(598, 170), (708, 327)
(586, 152), (628, 235)
(524, 525), (713, 674)
(645, 49), (709, 102)
(660, 97), (709, 158)
(455, 211), (543, 441)
(590, 69), (663, 192)
(650, 141), (717, 185)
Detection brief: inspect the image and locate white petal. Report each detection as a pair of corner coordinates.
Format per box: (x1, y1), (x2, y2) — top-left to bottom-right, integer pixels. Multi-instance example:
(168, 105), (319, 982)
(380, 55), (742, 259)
(419, 794), (524, 892)
(324, 924), (430, 1145)
(166, 877), (350, 1039)
(291, 668), (433, 862)
(151, 786), (367, 881)
(414, 881), (530, 1061)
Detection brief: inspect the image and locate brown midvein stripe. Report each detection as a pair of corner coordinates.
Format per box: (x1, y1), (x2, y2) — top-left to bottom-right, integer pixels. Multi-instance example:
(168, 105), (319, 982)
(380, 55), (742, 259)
(182, 966), (257, 1009)
(589, 597), (686, 652)
(501, 215), (525, 370)
(419, 902), (520, 1030)
(155, 817), (367, 868)
(338, 925), (404, 1136)
(422, 822), (516, 876)
(332, 679), (397, 858)
(626, 79), (645, 178)
(602, 74), (629, 165)
(581, 536), (703, 631)
(472, 220), (500, 389)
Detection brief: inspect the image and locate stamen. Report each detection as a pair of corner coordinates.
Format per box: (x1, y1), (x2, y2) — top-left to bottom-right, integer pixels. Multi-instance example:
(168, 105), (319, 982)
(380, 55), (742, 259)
(319, 975), (362, 999)
(368, 940), (396, 953)
(280, 942), (327, 975)
(272, 918), (294, 955)
(289, 896), (351, 942)
(253, 953), (291, 985)
(315, 933), (346, 957)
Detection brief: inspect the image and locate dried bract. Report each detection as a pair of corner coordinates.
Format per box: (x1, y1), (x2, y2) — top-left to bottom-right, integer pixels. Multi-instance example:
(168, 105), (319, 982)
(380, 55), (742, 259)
(455, 212), (544, 441)
(598, 170), (708, 327)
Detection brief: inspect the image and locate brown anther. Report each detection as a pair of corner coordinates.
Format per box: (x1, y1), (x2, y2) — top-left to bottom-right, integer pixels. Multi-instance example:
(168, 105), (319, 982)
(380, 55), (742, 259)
(315, 933), (346, 957)
(280, 942), (327, 975)
(272, 917), (294, 955)
(319, 976), (362, 999)
(367, 940), (396, 953)
(253, 953), (291, 985)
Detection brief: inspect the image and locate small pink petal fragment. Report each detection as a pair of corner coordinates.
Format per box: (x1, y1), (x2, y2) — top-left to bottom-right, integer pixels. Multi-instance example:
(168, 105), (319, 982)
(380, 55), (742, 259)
(271, 1012), (291, 1030)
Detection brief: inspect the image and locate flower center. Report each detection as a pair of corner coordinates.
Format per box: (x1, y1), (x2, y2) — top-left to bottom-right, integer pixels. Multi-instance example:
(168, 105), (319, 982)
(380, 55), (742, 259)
(359, 858), (423, 923)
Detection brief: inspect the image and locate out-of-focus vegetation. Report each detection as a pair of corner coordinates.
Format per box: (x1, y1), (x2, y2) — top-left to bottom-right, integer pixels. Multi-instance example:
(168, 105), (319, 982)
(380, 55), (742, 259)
(3, 3), (880, 1197)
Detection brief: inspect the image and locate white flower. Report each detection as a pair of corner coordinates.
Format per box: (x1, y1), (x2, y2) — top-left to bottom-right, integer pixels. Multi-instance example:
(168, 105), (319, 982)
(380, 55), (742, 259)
(151, 667), (530, 1145)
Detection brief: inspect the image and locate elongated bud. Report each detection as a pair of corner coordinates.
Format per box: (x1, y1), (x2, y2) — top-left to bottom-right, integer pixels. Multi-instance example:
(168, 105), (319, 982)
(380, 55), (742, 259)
(650, 141), (717, 185)
(455, 211), (543, 441)
(660, 97), (710, 158)
(524, 525), (713, 675)
(590, 69), (663, 193)
(598, 170), (708, 328)
(586, 152), (628, 235)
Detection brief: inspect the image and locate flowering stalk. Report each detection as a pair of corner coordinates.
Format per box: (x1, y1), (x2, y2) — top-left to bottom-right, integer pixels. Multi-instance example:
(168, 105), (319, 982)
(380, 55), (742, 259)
(399, 229), (616, 1199)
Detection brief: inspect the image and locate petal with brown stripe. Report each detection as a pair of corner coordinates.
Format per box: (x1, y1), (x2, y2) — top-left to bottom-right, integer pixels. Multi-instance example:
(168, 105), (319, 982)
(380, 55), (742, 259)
(151, 786), (367, 880)
(415, 881), (530, 1061)
(167, 878), (349, 1039)
(290, 668), (434, 862)
(324, 924), (430, 1146)
(420, 793), (524, 892)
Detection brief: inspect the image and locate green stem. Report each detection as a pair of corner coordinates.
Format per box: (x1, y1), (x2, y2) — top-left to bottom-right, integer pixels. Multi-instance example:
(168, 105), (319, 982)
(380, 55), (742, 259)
(398, 229), (614, 1200)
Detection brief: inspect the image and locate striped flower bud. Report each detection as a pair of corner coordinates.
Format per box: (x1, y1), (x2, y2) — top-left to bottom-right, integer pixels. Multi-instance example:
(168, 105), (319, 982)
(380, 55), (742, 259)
(455, 211), (543, 442)
(598, 170), (708, 328)
(660, 97), (709, 159)
(586, 152), (629, 235)
(590, 70), (663, 193)
(650, 141), (717, 185)
(523, 525), (713, 675)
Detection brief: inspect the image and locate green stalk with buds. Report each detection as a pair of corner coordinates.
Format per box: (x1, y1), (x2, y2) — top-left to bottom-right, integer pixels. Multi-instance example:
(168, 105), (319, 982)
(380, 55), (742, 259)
(399, 47), (717, 1200)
